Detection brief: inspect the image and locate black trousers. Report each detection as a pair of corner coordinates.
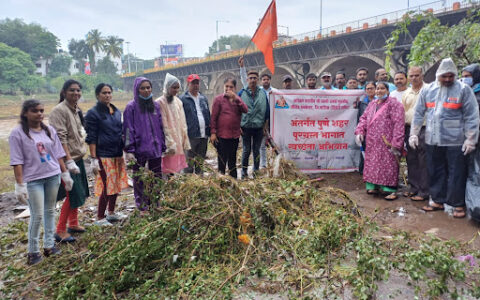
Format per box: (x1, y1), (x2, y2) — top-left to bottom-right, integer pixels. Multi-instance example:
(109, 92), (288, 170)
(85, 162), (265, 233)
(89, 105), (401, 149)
(185, 137), (208, 174)
(405, 126), (429, 198)
(426, 145), (468, 207)
(217, 138), (239, 178)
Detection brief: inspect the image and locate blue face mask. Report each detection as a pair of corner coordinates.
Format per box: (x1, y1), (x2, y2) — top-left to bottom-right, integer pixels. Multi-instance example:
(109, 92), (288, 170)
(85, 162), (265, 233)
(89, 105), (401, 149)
(461, 77), (473, 86)
(138, 93), (153, 101)
(375, 94), (388, 100)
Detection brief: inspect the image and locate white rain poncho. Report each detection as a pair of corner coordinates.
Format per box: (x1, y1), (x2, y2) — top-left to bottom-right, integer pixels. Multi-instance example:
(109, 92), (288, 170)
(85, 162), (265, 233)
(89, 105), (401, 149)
(411, 58), (479, 146)
(163, 73), (181, 95)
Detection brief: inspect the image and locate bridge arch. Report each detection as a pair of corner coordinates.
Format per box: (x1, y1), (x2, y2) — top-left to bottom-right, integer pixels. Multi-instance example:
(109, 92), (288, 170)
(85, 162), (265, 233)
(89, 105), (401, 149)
(316, 54), (385, 82)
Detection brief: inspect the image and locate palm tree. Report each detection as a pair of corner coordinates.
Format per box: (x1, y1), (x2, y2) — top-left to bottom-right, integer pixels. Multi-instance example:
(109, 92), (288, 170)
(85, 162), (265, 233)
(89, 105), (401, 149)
(104, 36), (124, 59)
(68, 39), (89, 73)
(86, 29), (105, 72)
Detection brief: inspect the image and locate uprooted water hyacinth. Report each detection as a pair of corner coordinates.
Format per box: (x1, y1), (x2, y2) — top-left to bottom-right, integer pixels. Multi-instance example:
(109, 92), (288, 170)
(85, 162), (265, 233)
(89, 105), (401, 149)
(1, 159), (480, 299)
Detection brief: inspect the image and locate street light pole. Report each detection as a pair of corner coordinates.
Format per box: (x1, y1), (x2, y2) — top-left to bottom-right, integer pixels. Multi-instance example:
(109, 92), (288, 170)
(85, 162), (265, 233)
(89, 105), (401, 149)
(216, 20), (229, 52)
(319, 0), (323, 34)
(125, 41), (131, 73)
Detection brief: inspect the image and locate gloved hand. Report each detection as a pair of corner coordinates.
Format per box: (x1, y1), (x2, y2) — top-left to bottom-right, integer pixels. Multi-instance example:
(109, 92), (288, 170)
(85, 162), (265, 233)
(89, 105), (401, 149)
(91, 158), (100, 175)
(462, 140), (476, 156)
(355, 134), (364, 147)
(66, 159), (80, 174)
(61, 171), (74, 192)
(408, 135), (419, 150)
(15, 183), (28, 204)
(125, 153), (136, 163)
(389, 147), (401, 157)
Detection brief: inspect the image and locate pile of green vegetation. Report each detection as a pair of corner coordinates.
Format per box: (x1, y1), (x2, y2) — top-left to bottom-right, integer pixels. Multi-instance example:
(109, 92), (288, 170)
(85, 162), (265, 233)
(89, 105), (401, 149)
(1, 163), (480, 299)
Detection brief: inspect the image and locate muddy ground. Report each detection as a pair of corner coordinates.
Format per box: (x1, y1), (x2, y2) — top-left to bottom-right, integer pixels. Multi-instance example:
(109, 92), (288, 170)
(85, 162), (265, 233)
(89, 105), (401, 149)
(0, 149), (479, 299)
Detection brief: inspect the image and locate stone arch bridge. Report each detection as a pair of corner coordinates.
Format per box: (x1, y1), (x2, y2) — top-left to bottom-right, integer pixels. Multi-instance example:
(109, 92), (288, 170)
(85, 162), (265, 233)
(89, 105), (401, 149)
(123, 5), (470, 100)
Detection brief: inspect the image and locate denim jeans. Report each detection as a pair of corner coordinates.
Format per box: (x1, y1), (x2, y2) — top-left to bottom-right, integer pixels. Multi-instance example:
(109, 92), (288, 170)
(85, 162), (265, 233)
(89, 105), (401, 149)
(26, 174), (61, 253)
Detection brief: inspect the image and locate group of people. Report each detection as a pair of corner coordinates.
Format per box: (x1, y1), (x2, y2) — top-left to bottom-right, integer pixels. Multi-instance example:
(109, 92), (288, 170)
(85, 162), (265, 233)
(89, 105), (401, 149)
(9, 56), (480, 266)
(355, 58), (480, 221)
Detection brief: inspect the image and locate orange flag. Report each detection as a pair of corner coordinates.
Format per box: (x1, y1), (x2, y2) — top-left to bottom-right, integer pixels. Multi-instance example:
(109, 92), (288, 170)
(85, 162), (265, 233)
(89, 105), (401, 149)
(252, 0), (278, 74)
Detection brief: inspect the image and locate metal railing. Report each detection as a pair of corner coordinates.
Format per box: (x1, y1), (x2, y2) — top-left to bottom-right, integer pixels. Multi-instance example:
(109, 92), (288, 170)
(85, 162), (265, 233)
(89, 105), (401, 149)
(123, 0), (478, 78)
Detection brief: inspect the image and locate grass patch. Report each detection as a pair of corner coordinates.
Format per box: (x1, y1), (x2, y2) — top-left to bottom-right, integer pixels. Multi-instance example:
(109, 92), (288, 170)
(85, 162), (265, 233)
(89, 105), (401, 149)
(0, 92), (133, 119)
(0, 140), (14, 193)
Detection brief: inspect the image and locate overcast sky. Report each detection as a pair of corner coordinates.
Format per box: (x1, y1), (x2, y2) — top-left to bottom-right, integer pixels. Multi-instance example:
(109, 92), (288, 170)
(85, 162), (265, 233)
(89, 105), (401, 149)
(1, 0), (446, 59)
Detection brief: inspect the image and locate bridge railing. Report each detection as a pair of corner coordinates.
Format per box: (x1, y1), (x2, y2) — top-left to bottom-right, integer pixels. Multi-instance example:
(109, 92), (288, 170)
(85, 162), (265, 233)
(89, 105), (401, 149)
(123, 0), (476, 78)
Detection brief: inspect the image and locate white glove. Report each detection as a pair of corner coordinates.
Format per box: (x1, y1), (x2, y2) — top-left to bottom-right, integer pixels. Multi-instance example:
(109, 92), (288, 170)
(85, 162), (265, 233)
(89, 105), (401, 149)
(91, 158), (100, 175)
(462, 141), (476, 156)
(355, 134), (364, 147)
(408, 135), (419, 150)
(66, 159), (80, 174)
(61, 171), (74, 192)
(389, 147), (401, 157)
(125, 153), (136, 163)
(15, 183), (28, 204)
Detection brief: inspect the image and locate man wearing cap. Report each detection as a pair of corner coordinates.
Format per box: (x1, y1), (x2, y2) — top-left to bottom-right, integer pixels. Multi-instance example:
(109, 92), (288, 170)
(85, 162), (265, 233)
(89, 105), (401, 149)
(319, 72), (337, 90)
(410, 58), (479, 218)
(305, 73), (317, 89)
(282, 75), (293, 89)
(180, 74), (211, 175)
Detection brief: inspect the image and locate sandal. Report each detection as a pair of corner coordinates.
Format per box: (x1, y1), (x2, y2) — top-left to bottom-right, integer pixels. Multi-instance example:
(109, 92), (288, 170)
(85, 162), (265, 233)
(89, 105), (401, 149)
(384, 193), (398, 201)
(422, 203), (444, 212)
(367, 189), (378, 195)
(410, 195), (427, 201)
(403, 191), (415, 197)
(453, 207), (466, 219)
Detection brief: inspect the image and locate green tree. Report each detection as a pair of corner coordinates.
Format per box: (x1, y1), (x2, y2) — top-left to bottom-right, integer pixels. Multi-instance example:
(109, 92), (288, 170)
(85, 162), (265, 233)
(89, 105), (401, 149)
(0, 18), (59, 61)
(104, 36), (123, 59)
(20, 75), (46, 95)
(86, 29), (105, 72)
(96, 57), (118, 75)
(48, 54), (72, 77)
(0, 42), (37, 94)
(207, 34), (251, 55)
(385, 8), (480, 71)
(68, 39), (89, 73)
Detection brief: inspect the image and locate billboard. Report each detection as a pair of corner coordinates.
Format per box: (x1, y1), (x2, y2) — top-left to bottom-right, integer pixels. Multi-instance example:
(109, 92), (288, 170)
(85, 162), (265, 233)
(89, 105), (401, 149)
(160, 44), (183, 56)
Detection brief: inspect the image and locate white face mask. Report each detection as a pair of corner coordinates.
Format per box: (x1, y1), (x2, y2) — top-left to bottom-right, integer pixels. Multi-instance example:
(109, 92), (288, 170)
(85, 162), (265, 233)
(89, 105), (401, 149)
(461, 77), (473, 86)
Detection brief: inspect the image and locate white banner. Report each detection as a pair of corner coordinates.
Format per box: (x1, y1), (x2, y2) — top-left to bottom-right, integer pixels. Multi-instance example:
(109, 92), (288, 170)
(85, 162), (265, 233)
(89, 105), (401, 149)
(270, 89), (365, 173)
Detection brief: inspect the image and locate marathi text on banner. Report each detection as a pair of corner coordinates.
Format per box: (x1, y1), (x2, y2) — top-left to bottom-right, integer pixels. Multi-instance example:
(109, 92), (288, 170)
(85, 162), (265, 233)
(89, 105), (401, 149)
(270, 89), (365, 173)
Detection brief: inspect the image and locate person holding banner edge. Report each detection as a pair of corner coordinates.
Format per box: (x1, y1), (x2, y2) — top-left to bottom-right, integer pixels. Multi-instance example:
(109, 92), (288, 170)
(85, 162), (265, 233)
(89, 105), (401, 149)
(355, 81), (405, 200)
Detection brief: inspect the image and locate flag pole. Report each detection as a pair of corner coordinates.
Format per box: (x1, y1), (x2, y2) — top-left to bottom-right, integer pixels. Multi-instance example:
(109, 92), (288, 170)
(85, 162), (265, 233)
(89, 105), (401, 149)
(240, 0), (275, 61)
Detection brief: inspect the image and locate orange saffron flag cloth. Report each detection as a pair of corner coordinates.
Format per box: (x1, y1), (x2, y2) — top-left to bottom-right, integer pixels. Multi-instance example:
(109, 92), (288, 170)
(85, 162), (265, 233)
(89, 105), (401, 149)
(251, 0), (278, 74)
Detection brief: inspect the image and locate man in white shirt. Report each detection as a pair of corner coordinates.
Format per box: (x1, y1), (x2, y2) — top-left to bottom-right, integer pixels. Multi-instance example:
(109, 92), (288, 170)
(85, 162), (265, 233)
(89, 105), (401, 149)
(402, 66), (428, 201)
(180, 74), (211, 174)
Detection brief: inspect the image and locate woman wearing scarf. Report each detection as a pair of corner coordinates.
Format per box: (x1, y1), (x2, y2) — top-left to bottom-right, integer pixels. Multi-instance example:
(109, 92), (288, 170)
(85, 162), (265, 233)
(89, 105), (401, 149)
(85, 83), (128, 226)
(355, 81), (405, 200)
(123, 77), (166, 213)
(156, 73), (190, 176)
